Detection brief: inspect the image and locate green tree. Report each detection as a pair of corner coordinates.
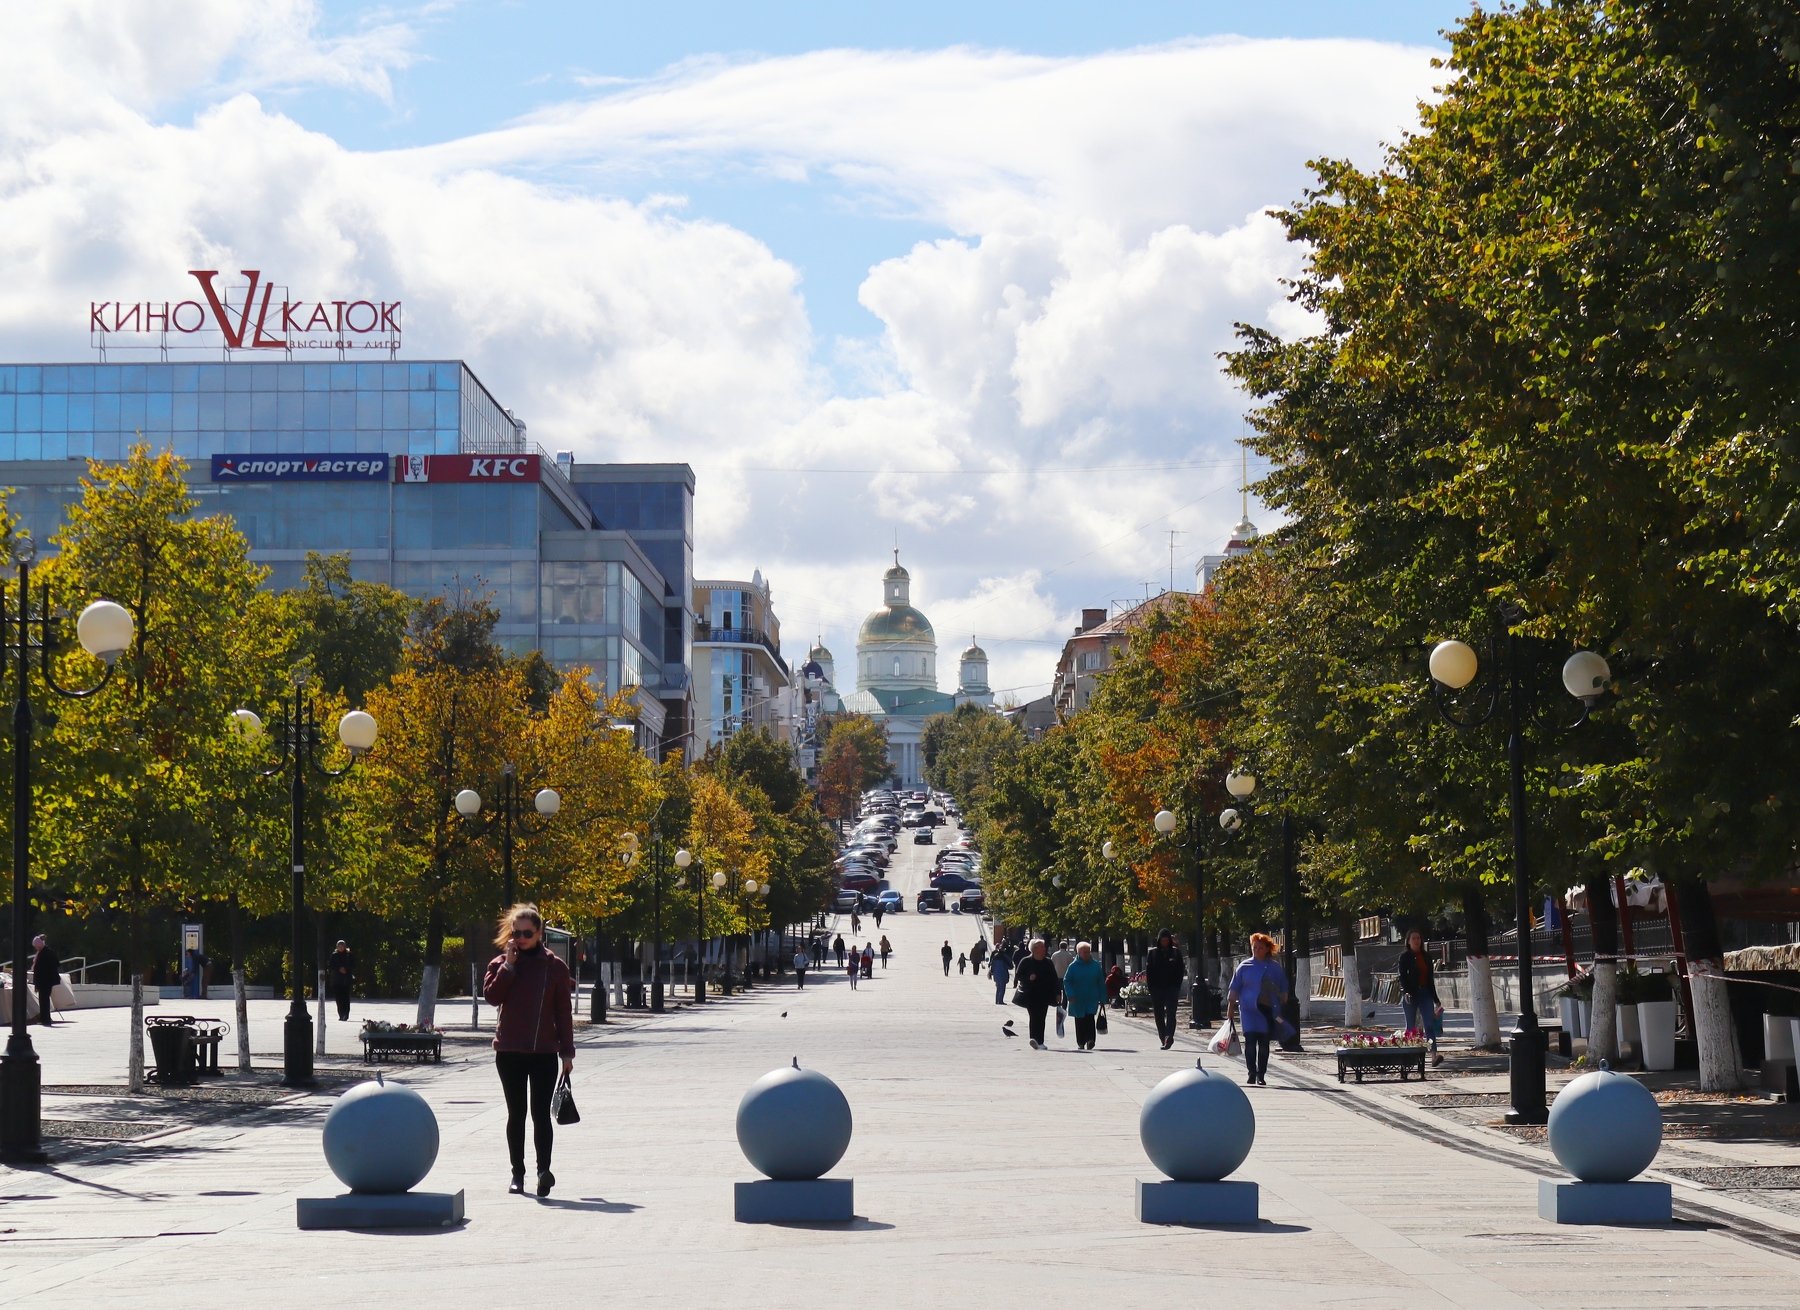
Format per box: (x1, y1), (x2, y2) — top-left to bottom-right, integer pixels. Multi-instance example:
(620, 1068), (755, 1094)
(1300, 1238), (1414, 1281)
(278, 552), (414, 702)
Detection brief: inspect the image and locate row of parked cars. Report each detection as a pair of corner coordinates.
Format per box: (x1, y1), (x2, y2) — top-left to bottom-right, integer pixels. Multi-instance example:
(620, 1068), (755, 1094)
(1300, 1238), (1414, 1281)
(832, 790), (908, 913)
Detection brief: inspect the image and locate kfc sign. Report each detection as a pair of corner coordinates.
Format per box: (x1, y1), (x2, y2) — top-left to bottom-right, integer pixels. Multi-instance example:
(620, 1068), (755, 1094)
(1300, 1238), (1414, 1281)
(90, 269), (402, 354)
(398, 454), (540, 483)
(213, 453), (392, 482)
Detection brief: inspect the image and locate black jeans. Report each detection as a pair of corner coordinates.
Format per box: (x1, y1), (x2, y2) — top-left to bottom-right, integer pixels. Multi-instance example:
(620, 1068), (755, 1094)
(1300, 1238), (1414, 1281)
(1074, 1014), (1097, 1048)
(332, 988), (350, 1021)
(1243, 1032), (1271, 1080)
(35, 987), (53, 1026)
(1027, 1003), (1051, 1044)
(1150, 987), (1180, 1043)
(496, 1050), (559, 1173)
(796, 969), (807, 988)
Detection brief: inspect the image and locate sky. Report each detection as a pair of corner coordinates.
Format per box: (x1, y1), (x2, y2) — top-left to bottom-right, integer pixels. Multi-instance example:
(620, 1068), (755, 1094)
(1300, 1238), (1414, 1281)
(0, 0), (1473, 703)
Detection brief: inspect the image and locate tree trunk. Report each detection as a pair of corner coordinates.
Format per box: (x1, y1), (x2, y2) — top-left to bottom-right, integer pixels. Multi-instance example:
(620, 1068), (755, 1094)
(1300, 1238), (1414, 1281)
(1585, 874), (1621, 1065)
(126, 841), (145, 1092)
(313, 912), (328, 1056)
(416, 902), (445, 1028)
(1339, 916), (1366, 1028)
(230, 891), (251, 1072)
(1675, 876), (1741, 1091)
(1464, 886), (1502, 1048)
(1296, 904), (1312, 1021)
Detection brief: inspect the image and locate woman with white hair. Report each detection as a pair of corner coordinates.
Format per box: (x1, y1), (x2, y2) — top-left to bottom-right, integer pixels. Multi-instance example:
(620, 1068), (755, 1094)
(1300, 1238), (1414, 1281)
(1012, 938), (1062, 1049)
(1061, 942), (1106, 1051)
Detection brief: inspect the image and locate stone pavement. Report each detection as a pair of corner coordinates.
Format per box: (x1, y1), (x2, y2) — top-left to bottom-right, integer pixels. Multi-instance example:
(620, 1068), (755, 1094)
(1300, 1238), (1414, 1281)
(5, 879), (1800, 1304)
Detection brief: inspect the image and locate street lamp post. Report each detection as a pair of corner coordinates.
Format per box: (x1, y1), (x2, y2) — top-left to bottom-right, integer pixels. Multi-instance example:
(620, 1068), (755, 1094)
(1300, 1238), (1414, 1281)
(0, 540), (133, 1164)
(234, 690), (378, 1087)
(1429, 625), (1608, 1125)
(1222, 768), (1303, 1051)
(454, 766), (560, 909)
(1153, 807), (1213, 1029)
(675, 849), (727, 1003)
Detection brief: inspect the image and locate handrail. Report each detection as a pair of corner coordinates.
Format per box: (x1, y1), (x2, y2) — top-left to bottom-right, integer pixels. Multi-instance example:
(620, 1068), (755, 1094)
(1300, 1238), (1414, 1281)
(0, 956), (125, 984)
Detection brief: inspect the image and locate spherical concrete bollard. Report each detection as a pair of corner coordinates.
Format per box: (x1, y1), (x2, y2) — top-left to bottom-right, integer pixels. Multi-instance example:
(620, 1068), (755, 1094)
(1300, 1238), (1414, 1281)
(736, 1059), (853, 1181)
(1547, 1060), (1662, 1184)
(1139, 1058), (1255, 1182)
(322, 1078), (440, 1194)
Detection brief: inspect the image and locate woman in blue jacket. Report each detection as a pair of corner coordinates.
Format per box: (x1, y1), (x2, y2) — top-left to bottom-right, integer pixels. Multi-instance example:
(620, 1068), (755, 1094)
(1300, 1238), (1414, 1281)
(1061, 941), (1107, 1051)
(1227, 933), (1288, 1086)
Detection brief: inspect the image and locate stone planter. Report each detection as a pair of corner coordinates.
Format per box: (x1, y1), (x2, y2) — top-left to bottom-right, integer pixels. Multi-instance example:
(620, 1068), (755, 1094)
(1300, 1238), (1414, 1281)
(1559, 996), (1585, 1039)
(1764, 1014), (1795, 1065)
(1335, 1046), (1427, 1083)
(1616, 1004), (1642, 1064)
(1639, 1000), (1677, 1072)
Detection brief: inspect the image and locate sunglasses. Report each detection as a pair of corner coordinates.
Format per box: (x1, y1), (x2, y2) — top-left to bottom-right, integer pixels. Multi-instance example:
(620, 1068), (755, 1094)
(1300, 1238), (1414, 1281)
(512, 927), (539, 940)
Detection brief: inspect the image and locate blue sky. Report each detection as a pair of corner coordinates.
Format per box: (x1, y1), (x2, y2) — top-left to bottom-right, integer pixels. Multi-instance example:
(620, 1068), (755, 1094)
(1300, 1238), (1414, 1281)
(241, 1), (1470, 347)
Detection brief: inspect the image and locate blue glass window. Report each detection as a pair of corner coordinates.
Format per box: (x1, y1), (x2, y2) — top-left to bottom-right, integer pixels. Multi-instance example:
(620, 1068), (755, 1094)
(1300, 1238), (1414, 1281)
(16, 394), (41, 432)
(197, 364), (225, 392)
(143, 392), (172, 432)
(41, 366), (68, 393)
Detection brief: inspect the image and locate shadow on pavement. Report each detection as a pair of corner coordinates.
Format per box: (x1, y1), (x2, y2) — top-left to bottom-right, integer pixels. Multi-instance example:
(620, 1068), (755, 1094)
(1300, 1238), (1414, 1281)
(536, 1196), (642, 1213)
(766, 1217), (895, 1232)
(342, 1220), (469, 1235)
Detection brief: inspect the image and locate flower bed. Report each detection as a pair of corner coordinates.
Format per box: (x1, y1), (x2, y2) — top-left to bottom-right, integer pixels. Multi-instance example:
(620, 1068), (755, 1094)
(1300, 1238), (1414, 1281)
(1335, 1030), (1427, 1083)
(360, 1020), (443, 1064)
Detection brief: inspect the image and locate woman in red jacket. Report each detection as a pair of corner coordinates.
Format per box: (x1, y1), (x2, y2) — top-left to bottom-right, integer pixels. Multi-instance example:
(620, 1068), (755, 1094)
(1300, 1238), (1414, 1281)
(483, 904), (575, 1196)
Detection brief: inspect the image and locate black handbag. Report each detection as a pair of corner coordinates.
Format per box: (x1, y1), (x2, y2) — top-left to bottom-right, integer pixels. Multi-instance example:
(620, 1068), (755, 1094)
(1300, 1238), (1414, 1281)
(552, 1072), (580, 1126)
(1096, 1006), (1109, 1035)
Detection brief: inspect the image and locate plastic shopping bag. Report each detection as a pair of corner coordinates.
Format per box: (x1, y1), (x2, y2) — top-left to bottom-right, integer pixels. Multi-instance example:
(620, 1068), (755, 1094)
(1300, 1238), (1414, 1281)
(1055, 1006), (1066, 1039)
(1208, 1020), (1239, 1056)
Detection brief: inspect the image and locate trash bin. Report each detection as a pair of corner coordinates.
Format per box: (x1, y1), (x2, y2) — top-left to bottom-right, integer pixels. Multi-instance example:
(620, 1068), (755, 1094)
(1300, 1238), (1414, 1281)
(146, 1019), (196, 1086)
(625, 980), (644, 1008)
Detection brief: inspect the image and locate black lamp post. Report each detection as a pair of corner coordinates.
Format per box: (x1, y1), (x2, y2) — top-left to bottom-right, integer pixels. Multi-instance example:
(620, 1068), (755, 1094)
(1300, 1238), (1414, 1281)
(1429, 622), (1608, 1125)
(675, 847), (724, 1003)
(1154, 807), (1212, 1029)
(1220, 768), (1304, 1052)
(0, 539), (133, 1164)
(454, 766), (560, 909)
(234, 688), (377, 1088)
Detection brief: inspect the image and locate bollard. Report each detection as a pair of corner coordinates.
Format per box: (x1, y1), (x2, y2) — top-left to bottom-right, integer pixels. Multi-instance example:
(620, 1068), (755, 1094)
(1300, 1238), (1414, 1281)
(297, 1074), (464, 1229)
(1538, 1060), (1670, 1224)
(734, 1058), (854, 1222)
(1136, 1057), (1259, 1225)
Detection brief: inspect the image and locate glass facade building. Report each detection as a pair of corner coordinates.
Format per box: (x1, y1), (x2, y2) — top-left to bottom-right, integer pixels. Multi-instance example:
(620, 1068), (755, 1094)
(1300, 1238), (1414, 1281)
(691, 575), (789, 751)
(0, 359), (694, 754)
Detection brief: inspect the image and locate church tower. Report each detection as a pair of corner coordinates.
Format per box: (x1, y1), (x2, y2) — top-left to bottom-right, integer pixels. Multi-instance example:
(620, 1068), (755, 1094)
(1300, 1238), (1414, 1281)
(954, 637), (993, 709)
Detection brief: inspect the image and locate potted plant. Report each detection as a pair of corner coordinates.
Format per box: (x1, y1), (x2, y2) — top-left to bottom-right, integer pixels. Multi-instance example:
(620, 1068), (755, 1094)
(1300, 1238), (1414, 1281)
(1334, 1030), (1429, 1083)
(1555, 972), (1593, 1039)
(1120, 979), (1151, 1015)
(1636, 970), (1677, 1071)
(1614, 967), (1645, 1065)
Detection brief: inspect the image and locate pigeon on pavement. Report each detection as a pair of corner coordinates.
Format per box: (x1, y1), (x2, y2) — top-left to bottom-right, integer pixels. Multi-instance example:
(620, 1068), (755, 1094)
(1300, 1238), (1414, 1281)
(1002, 1026), (1017, 1037)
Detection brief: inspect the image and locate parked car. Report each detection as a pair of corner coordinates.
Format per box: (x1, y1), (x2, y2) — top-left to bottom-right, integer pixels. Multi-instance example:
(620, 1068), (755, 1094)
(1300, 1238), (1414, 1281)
(934, 873), (980, 894)
(832, 890), (860, 913)
(915, 888), (945, 912)
(913, 829), (933, 844)
(959, 889), (986, 914)
(877, 889), (905, 914)
(840, 872), (879, 893)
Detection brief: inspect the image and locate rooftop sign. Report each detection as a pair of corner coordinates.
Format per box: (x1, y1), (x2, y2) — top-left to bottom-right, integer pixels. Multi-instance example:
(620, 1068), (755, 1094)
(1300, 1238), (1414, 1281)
(91, 269), (402, 357)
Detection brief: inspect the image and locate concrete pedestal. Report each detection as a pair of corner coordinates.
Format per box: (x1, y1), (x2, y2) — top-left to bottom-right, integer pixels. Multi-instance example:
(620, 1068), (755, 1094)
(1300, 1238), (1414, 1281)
(1537, 1179), (1670, 1225)
(734, 1178), (853, 1223)
(1136, 1179), (1259, 1226)
(296, 1190), (465, 1230)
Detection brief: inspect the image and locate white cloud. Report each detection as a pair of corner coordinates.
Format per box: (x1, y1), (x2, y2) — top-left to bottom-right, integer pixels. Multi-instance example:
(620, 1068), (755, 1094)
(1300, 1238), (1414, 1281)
(0, 7), (1439, 701)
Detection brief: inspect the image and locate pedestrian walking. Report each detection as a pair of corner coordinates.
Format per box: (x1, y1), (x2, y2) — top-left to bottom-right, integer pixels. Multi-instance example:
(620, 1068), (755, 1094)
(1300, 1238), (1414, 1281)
(861, 943), (874, 978)
(482, 904), (575, 1197)
(1013, 938), (1062, 1048)
(1051, 940), (1075, 978)
(181, 945), (208, 1000)
(878, 935), (891, 969)
(970, 937), (987, 975)
(957, 952), (968, 975)
(848, 949), (860, 990)
(793, 947), (810, 988)
(30, 934), (60, 1027)
(834, 934), (846, 967)
(873, 905), (884, 928)
(851, 909), (862, 936)
(1144, 927), (1187, 1050)
(1399, 928), (1445, 1064)
(327, 939), (355, 1021)
(989, 947), (1012, 1005)
(813, 935), (826, 968)
(1062, 942), (1106, 1050)
(1226, 933), (1288, 1087)
(941, 940), (953, 976)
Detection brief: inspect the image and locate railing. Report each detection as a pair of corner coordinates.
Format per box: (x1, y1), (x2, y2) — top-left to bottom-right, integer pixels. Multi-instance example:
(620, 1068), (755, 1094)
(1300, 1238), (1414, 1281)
(692, 623), (791, 678)
(0, 956), (126, 984)
(1357, 915), (1384, 941)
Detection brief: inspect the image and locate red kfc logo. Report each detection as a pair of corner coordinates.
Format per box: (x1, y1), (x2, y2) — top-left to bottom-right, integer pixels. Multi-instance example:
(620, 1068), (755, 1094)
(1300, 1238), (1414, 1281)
(396, 455), (540, 483)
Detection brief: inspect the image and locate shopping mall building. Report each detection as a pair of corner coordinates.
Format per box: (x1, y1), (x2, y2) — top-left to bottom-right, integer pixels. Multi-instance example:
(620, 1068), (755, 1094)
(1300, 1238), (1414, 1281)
(0, 358), (694, 755)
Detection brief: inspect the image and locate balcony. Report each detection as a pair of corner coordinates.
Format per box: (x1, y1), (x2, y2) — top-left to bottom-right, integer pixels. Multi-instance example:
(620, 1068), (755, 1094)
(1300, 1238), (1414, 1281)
(693, 621), (790, 678)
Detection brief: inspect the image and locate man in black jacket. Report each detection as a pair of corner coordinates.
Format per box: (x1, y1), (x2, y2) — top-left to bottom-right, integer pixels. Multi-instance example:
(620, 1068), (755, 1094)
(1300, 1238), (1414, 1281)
(1144, 927), (1187, 1049)
(31, 934), (60, 1027)
(1013, 938), (1064, 1048)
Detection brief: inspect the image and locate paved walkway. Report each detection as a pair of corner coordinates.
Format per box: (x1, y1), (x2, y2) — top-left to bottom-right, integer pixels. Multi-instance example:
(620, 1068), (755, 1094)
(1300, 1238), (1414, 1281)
(4, 845), (1799, 1304)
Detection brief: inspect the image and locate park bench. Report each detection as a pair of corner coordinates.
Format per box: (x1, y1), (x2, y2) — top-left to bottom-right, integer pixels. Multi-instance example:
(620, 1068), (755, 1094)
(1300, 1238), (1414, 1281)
(361, 1030), (443, 1063)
